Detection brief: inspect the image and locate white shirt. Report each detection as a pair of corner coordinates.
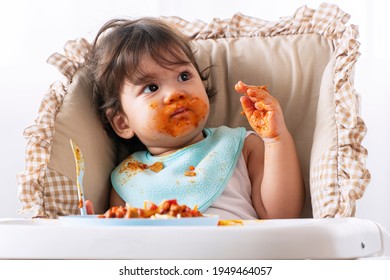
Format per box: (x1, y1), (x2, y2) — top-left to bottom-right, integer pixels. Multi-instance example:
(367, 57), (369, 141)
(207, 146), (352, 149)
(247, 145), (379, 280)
(204, 132), (259, 220)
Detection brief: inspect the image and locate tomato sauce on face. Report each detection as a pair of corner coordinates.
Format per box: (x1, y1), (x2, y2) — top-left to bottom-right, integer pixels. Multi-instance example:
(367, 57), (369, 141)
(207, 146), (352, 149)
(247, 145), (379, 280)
(149, 95), (208, 137)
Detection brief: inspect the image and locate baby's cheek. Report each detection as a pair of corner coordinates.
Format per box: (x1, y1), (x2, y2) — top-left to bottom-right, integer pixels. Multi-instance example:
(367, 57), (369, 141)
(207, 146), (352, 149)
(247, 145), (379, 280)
(190, 97), (209, 118)
(148, 103), (170, 132)
(149, 102), (158, 110)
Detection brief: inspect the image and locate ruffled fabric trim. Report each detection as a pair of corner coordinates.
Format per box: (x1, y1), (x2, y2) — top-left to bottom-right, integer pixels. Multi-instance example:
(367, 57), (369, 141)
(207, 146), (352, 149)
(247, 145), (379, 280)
(46, 38), (90, 81)
(16, 39), (90, 218)
(165, 3), (351, 40)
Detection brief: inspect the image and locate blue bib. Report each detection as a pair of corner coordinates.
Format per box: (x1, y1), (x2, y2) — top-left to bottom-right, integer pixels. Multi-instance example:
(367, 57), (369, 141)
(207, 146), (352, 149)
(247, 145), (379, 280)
(111, 126), (246, 211)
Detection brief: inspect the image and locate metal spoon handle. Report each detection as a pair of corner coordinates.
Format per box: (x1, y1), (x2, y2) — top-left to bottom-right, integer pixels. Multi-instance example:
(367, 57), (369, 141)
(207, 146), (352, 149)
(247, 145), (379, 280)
(70, 139), (87, 215)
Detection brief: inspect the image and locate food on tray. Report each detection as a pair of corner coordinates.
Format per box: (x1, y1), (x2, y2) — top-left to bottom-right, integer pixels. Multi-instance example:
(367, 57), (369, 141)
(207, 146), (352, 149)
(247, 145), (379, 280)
(98, 199), (203, 219)
(218, 220), (244, 226)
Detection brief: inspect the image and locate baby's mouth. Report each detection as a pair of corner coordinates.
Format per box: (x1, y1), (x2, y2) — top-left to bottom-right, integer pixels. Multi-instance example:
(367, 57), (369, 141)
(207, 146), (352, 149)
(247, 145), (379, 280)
(171, 107), (190, 118)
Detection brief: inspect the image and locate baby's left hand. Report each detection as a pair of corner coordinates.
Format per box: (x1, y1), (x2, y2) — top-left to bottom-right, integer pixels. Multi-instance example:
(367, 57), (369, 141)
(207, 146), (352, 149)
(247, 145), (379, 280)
(235, 81), (286, 142)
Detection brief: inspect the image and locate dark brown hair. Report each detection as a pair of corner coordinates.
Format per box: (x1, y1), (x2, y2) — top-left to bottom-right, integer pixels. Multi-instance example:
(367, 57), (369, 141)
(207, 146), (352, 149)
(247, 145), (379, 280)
(87, 17), (214, 151)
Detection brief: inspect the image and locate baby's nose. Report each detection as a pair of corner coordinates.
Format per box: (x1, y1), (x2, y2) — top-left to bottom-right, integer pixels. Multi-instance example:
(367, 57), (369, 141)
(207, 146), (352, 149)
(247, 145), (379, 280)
(164, 91), (186, 104)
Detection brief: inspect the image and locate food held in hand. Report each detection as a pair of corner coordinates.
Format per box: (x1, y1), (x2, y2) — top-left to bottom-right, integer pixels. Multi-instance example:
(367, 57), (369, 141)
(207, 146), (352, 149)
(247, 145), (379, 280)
(98, 199), (203, 219)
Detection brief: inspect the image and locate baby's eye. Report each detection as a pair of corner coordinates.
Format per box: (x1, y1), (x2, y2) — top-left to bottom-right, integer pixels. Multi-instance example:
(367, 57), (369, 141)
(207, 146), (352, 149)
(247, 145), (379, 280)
(143, 84), (159, 94)
(178, 72), (191, 82)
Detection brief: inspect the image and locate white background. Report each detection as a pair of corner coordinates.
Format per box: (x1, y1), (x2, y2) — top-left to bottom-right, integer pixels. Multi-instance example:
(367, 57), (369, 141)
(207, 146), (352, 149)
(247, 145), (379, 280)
(0, 0), (389, 233)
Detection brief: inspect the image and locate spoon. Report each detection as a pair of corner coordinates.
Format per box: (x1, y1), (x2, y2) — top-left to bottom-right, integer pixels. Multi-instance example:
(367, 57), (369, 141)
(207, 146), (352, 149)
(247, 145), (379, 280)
(70, 139), (87, 215)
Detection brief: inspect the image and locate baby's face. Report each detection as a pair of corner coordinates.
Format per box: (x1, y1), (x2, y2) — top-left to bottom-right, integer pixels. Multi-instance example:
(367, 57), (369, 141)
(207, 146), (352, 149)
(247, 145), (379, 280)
(119, 54), (210, 152)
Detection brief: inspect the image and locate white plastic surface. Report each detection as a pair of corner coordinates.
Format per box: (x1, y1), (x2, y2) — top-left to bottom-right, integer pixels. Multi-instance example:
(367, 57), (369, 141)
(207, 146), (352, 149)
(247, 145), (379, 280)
(58, 214), (219, 226)
(0, 217), (387, 259)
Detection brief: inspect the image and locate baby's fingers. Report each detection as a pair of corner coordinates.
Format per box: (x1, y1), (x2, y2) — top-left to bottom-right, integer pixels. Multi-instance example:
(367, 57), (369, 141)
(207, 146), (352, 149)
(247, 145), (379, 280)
(235, 80), (268, 93)
(254, 100), (274, 112)
(85, 200), (95, 215)
(235, 81), (249, 94)
(240, 96), (256, 117)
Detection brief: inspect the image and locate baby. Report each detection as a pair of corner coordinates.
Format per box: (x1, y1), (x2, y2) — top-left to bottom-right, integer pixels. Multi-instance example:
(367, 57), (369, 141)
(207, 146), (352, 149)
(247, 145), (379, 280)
(86, 17), (304, 219)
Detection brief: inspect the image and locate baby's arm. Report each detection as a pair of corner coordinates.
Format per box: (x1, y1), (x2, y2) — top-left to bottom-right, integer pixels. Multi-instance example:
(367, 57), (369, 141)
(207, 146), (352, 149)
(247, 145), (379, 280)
(84, 188), (125, 215)
(236, 81), (305, 218)
(110, 188), (126, 207)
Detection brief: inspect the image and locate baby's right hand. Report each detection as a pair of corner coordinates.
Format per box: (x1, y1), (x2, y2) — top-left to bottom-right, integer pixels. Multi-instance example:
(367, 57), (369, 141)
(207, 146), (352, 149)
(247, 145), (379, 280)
(235, 81), (287, 142)
(85, 200), (95, 215)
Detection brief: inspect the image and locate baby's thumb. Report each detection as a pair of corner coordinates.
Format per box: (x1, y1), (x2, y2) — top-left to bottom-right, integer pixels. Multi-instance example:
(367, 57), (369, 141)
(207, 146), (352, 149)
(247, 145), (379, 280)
(85, 200), (95, 215)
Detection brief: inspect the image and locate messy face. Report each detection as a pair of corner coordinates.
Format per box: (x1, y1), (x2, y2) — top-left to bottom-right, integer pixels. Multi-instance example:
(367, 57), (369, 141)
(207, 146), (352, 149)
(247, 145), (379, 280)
(117, 54), (210, 153)
(149, 93), (208, 137)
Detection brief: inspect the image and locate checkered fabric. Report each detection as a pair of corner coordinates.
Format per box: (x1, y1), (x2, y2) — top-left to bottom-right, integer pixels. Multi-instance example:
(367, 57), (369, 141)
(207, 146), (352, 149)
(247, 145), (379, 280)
(17, 41), (90, 218)
(17, 3), (370, 218)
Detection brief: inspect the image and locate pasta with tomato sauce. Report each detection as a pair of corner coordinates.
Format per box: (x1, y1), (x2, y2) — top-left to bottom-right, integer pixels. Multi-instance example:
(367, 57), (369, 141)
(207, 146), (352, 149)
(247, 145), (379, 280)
(98, 199), (203, 219)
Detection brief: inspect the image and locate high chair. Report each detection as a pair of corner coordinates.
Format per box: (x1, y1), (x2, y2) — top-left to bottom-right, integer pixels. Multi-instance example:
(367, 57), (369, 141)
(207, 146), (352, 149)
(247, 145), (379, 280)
(1, 3), (389, 259)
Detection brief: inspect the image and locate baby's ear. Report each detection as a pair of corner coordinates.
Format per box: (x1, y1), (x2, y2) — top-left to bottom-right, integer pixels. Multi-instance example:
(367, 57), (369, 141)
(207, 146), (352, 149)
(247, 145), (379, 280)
(107, 109), (134, 139)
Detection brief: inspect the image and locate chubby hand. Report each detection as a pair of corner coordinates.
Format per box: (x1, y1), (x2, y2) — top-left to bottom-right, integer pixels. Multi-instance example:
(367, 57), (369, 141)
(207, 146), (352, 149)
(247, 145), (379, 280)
(235, 81), (286, 142)
(85, 200), (95, 215)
